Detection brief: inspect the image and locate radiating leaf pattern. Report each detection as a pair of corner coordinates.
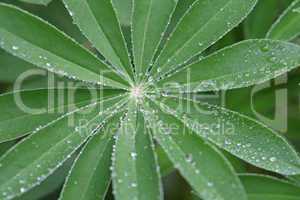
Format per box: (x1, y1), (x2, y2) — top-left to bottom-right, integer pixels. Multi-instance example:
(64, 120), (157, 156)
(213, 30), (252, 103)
(158, 40), (300, 92)
(63, 0), (134, 82)
(1, 0), (300, 199)
(112, 102), (162, 200)
(152, 0), (257, 78)
(59, 115), (121, 200)
(147, 96), (300, 175)
(0, 3), (128, 89)
(144, 101), (247, 200)
(132, 0), (177, 81)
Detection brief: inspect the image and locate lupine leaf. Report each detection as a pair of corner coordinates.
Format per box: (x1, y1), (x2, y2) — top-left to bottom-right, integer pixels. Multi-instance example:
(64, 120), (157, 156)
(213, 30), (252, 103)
(112, 0), (132, 26)
(63, 0), (134, 82)
(243, 0), (281, 39)
(0, 95), (126, 199)
(0, 89), (122, 143)
(0, 141), (15, 156)
(18, 0), (52, 6)
(16, 158), (74, 200)
(148, 96), (300, 175)
(152, 0), (257, 77)
(156, 146), (173, 176)
(59, 116), (121, 200)
(240, 174), (300, 200)
(158, 39), (300, 92)
(288, 174), (300, 187)
(132, 0), (177, 81)
(144, 101), (247, 200)
(112, 102), (162, 200)
(0, 3), (128, 89)
(267, 0), (300, 41)
(0, 49), (34, 83)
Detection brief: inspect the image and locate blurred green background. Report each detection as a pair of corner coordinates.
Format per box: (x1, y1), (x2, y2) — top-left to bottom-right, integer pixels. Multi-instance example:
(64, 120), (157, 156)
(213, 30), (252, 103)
(0, 0), (300, 199)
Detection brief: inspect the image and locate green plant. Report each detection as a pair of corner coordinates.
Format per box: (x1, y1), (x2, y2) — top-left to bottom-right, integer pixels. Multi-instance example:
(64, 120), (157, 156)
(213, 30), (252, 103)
(1, 0), (300, 200)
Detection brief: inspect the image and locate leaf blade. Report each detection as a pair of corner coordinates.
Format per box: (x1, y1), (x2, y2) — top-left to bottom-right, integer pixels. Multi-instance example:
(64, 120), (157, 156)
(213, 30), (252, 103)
(240, 174), (300, 200)
(112, 102), (162, 200)
(0, 95), (126, 199)
(0, 3), (128, 89)
(63, 0), (134, 82)
(59, 117), (121, 200)
(267, 0), (300, 41)
(0, 88), (122, 143)
(150, 96), (300, 175)
(18, 0), (52, 6)
(158, 39), (300, 92)
(144, 101), (247, 200)
(152, 0), (257, 77)
(132, 0), (177, 80)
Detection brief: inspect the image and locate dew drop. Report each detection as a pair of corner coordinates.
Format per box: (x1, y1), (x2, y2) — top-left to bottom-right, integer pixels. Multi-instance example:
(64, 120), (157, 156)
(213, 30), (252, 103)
(12, 46), (19, 50)
(270, 157), (277, 162)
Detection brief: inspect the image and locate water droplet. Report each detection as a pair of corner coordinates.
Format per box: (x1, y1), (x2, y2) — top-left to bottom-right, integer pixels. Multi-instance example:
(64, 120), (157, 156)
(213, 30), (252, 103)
(20, 187), (26, 193)
(12, 46), (19, 50)
(130, 152), (137, 160)
(270, 157), (277, 162)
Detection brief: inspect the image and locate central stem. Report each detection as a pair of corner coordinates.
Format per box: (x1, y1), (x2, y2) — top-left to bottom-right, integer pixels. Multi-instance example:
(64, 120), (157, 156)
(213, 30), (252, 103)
(130, 85), (144, 100)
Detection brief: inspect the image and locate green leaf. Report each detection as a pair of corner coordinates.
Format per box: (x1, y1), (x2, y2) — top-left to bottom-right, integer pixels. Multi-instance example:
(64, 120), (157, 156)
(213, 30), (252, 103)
(60, 116), (121, 200)
(240, 174), (300, 200)
(152, 0), (257, 77)
(166, 0), (198, 34)
(18, 0), (52, 6)
(112, 0), (132, 26)
(156, 146), (174, 176)
(158, 40), (300, 92)
(144, 101), (247, 200)
(0, 3), (128, 89)
(0, 49), (34, 83)
(16, 157), (74, 200)
(267, 0), (300, 41)
(132, 0), (177, 81)
(112, 102), (162, 200)
(0, 88), (122, 143)
(149, 96), (300, 175)
(0, 95), (126, 199)
(0, 141), (15, 156)
(63, 0), (134, 82)
(288, 174), (300, 186)
(243, 0), (281, 39)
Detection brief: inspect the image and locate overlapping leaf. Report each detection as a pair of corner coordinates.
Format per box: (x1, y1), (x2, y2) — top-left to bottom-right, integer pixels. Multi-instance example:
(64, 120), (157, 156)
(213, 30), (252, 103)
(144, 101), (247, 200)
(63, 0), (134, 82)
(267, 0), (300, 41)
(0, 95), (126, 199)
(0, 3), (128, 89)
(152, 0), (257, 77)
(147, 96), (300, 175)
(132, 0), (177, 80)
(19, 0), (52, 6)
(60, 116), (122, 200)
(1, 0), (300, 200)
(112, 102), (162, 200)
(0, 89), (122, 143)
(158, 40), (300, 92)
(240, 174), (300, 200)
